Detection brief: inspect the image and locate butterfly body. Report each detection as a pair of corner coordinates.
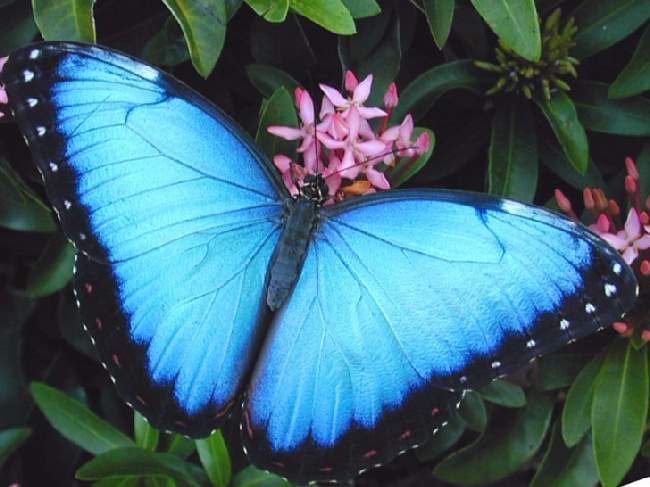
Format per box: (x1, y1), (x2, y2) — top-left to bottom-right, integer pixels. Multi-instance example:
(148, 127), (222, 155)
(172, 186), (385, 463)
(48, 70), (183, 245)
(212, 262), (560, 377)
(0, 42), (638, 483)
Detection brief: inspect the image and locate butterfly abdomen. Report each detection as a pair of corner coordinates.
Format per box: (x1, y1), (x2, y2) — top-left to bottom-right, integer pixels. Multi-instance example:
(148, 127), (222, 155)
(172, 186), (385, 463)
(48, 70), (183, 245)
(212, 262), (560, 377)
(266, 198), (318, 310)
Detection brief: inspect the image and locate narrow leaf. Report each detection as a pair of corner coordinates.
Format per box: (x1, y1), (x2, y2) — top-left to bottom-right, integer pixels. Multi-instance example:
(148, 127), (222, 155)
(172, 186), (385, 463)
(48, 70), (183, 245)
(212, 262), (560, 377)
(142, 16), (190, 67)
(488, 96), (538, 202)
(246, 64), (299, 98)
(386, 128), (435, 188)
(536, 353), (592, 391)
(469, 0), (541, 61)
(195, 430), (231, 487)
(341, 0), (381, 18)
(166, 433), (196, 459)
(423, 0), (455, 49)
(478, 379), (526, 408)
(0, 427), (31, 466)
(31, 0), (96, 42)
(290, 0), (356, 35)
(536, 90), (589, 174)
(160, 0), (227, 77)
(134, 412), (159, 452)
(610, 23), (650, 98)
(457, 390), (487, 432)
(538, 135), (605, 190)
(637, 141), (650, 203)
(415, 415), (466, 462)
(31, 382), (134, 455)
(24, 237), (75, 298)
(245, 0), (289, 22)
(255, 87), (299, 158)
(592, 339), (649, 487)
(232, 466), (292, 487)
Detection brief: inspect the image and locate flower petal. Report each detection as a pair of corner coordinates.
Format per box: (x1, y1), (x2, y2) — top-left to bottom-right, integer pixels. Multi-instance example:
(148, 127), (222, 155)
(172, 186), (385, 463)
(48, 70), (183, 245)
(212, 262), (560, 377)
(267, 125), (304, 140)
(345, 71), (358, 92)
(357, 139), (386, 157)
(353, 74), (373, 103)
(273, 154), (292, 172)
(319, 83), (348, 108)
(366, 167), (391, 190)
(399, 114), (414, 141)
(600, 233), (629, 250)
(636, 234), (650, 250)
(317, 132), (346, 150)
(319, 96), (335, 119)
(297, 89), (315, 125)
(623, 246), (638, 265)
(358, 106), (387, 119)
(347, 106), (360, 140)
(383, 82), (398, 109)
(625, 208), (641, 239)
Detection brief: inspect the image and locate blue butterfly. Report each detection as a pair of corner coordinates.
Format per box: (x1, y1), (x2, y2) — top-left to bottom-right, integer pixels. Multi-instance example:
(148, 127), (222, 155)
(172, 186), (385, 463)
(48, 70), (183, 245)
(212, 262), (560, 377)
(0, 42), (637, 483)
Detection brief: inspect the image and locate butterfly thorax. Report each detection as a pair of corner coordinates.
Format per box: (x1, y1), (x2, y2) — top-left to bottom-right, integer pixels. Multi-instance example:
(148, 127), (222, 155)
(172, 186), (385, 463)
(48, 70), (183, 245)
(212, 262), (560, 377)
(301, 174), (329, 203)
(266, 198), (318, 310)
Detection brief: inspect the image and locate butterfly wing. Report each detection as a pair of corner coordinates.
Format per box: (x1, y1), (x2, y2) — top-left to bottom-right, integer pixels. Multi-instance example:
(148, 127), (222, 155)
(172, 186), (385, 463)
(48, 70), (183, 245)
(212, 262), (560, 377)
(2, 42), (285, 436)
(242, 189), (636, 483)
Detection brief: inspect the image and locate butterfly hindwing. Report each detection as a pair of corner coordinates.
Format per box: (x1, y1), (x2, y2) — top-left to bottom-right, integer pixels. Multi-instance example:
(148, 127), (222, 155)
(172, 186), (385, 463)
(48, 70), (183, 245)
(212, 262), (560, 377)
(2, 42), (285, 436)
(242, 190), (636, 483)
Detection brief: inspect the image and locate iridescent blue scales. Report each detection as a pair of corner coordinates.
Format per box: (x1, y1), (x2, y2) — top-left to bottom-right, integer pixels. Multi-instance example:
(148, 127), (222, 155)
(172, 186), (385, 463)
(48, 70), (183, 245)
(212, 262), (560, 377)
(0, 42), (637, 483)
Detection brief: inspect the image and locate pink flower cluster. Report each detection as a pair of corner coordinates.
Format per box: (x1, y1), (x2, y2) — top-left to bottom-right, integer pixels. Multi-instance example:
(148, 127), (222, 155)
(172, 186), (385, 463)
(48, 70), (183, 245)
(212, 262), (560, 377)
(268, 71), (430, 203)
(0, 56), (8, 116)
(555, 157), (650, 340)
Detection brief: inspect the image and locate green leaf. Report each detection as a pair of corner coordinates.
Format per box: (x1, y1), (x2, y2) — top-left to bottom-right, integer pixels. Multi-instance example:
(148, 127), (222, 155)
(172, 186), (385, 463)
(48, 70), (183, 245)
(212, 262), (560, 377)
(232, 466), (292, 487)
(142, 16), (190, 67)
(536, 353), (592, 391)
(592, 339), (649, 487)
(414, 415), (466, 462)
(573, 0), (650, 59)
(23, 237), (75, 298)
(196, 430), (231, 487)
(245, 0), (289, 22)
(386, 128), (435, 188)
(290, 0), (356, 35)
(0, 1), (39, 51)
(134, 412), (159, 452)
(391, 60), (489, 123)
(637, 141), (650, 203)
(572, 81), (650, 136)
(246, 64), (300, 98)
(610, 24), (650, 99)
(434, 390), (553, 485)
(166, 433), (196, 459)
(536, 90), (589, 174)
(76, 447), (209, 487)
(458, 390), (487, 432)
(30, 382), (134, 455)
(530, 422), (599, 487)
(160, 0), (227, 77)
(488, 97), (538, 202)
(469, 0), (541, 61)
(255, 87), (299, 159)
(0, 427), (31, 466)
(31, 0), (96, 41)
(562, 352), (605, 447)
(538, 136), (605, 190)
(478, 379), (526, 408)
(341, 0), (381, 18)
(92, 478), (141, 487)
(423, 0), (455, 49)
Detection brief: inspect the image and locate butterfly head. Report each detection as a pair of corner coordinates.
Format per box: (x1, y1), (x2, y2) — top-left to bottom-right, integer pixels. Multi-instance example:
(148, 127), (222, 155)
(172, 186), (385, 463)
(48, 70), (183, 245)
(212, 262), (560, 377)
(299, 174), (329, 205)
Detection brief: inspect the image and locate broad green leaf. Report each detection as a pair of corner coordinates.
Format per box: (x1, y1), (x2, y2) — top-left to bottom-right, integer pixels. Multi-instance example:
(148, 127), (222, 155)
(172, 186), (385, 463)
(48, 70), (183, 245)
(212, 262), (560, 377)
(610, 23), (650, 99)
(196, 430), (231, 487)
(232, 466), (292, 487)
(31, 382), (134, 455)
(225, 0), (244, 21)
(452, 3), (489, 59)
(23, 237), (75, 298)
(166, 433), (196, 459)
(31, 0), (95, 41)
(341, 0), (381, 18)
(530, 422), (598, 487)
(592, 339), (649, 487)
(391, 60), (489, 123)
(536, 353), (592, 391)
(134, 412), (159, 452)
(246, 64), (300, 98)
(245, 0), (289, 22)
(573, 0), (650, 59)
(76, 447), (209, 487)
(386, 128), (435, 188)
(562, 352), (605, 447)
(423, 0), (455, 49)
(415, 415), (466, 462)
(255, 87), (299, 158)
(160, 0), (227, 77)
(469, 0), (541, 61)
(142, 16), (190, 67)
(478, 379), (526, 408)
(573, 81), (650, 136)
(458, 390), (487, 432)
(434, 390), (553, 485)
(637, 141), (650, 202)
(290, 0), (356, 35)
(93, 478), (141, 487)
(488, 97), (538, 202)
(0, 427), (31, 466)
(536, 90), (589, 174)
(0, 1), (39, 51)
(538, 136), (605, 190)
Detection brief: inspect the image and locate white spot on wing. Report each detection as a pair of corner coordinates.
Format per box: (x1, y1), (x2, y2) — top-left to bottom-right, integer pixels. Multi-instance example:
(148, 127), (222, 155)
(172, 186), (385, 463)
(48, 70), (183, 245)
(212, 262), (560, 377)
(27, 98), (37, 107)
(36, 126), (45, 136)
(23, 70), (34, 82)
(526, 339), (536, 348)
(604, 283), (617, 297)
(560, 319), (570, 330)
(585, 303), (596, 313)
(613, 263), (622, 274)
(29, 49), (40, 59)
(49, 162), (58, 172)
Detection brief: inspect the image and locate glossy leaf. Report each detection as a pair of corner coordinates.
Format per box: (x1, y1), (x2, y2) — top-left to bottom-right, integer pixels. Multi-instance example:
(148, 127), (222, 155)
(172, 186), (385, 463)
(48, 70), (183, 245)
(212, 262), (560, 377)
(31, 0), (95, 42)
(392, 60), (489, 123)
(592, 339), (649, 487)
(573, 81), (650, 136)
(93, 478), (141, 487)
(637, 141), (650, 202)
(134, 412), (159, 452)
(423, 0), (455, 49)
(610, 23), (650, 99)
(341, 0), (381, 18)
(23, 237), (75, 298)
(538, 136), (605, 190)
(232, 466), (292, 487)
(469, 0), (541, 61)
(434, 390), (553, 485)
(536, 353), (592, 391)
(536, 90), (589, 174)
(415, 415), (466, 462)
(142, 16), (190, 67)
(76, 447), (209, 486)
(562, 352), (605, 447)
(290, 0), (356, 35)
(386, 128), (435, 188)
(31, 382), (134, 455)
(196, 430), (231, 487)
(245, 0), (289, 22)
(573, 0), (650, 59)
(458, 390), (487, 432)
(160, 0), (227, 77)
(246, 64), (300, 98)
(488, 96), (538, 202)
(0, 427), (31, 466)
(166, 433), (196, 459)
(530, 422), (599, 487)
(255, 87), (299, 159)
(478, 379), (526, 408)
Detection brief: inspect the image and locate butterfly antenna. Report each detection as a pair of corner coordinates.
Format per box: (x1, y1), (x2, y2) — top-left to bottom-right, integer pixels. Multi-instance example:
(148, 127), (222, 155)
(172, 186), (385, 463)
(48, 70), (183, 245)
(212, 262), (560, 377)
(322, 144), (419, 181)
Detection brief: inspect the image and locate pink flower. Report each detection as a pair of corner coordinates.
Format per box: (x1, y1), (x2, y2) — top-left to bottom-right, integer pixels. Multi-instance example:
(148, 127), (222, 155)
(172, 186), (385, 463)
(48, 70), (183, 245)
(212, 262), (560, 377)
(0, 56), (8, 115)
(597, 209), (650, 264)
(319, 72), (386, 119)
